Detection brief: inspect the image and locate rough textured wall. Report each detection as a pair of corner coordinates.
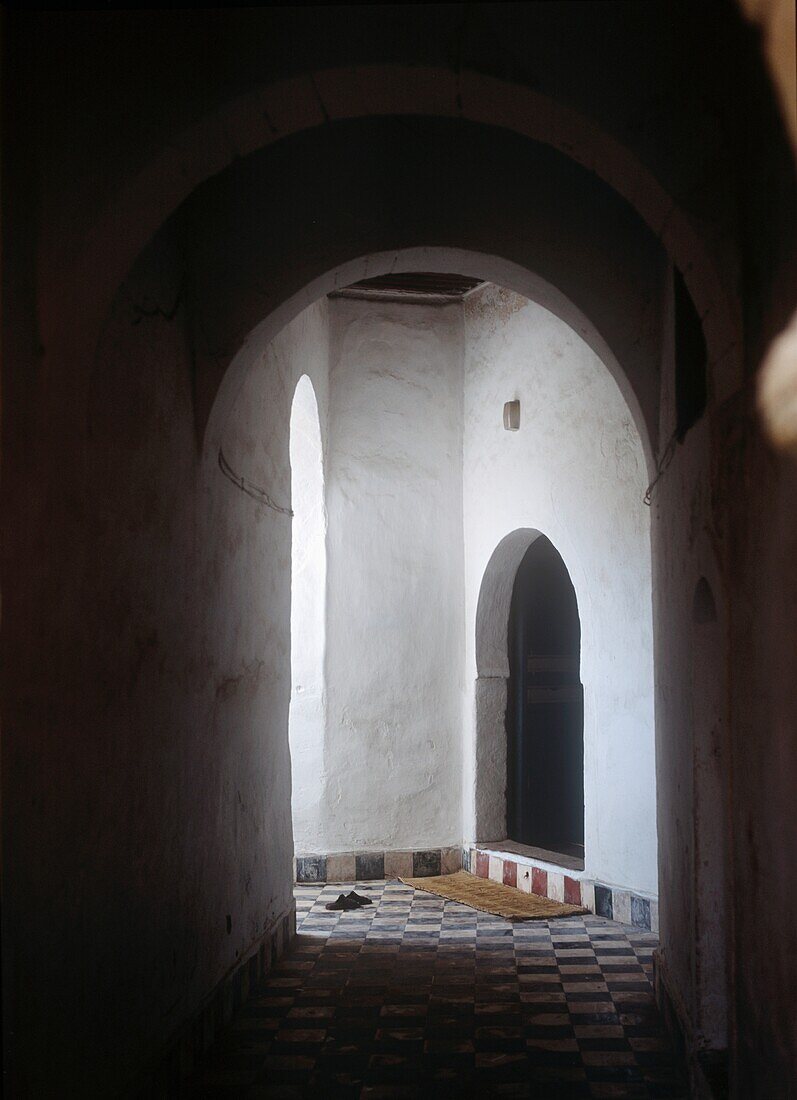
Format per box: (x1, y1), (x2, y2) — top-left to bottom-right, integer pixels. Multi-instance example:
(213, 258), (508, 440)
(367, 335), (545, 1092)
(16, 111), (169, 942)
(2, 228), (332, 1094)
(462, 285), (657, 898)
(319, 297), (465, 852)
(730, 445), (797, 1096)
(648, 245), (797, 1096)
(652, 413), (721, 1070)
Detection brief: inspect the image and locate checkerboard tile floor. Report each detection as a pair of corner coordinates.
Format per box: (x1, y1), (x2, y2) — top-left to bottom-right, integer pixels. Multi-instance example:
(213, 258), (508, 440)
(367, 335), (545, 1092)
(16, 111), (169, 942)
(185, 880), (686, 1098)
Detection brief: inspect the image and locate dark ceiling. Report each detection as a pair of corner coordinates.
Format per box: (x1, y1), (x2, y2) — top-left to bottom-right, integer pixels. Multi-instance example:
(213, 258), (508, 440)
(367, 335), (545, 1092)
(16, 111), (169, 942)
(331, 272), (485, 303)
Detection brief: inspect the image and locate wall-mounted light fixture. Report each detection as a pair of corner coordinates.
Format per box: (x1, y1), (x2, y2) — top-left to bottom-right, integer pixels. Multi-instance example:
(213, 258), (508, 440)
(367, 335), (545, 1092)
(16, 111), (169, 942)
(503, 399), (520, 431)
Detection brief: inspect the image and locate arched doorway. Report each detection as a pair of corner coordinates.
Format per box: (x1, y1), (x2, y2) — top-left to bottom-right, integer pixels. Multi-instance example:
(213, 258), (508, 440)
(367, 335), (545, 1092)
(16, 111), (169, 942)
(506, 535), (583, 859)
(288, 374), (326, 856)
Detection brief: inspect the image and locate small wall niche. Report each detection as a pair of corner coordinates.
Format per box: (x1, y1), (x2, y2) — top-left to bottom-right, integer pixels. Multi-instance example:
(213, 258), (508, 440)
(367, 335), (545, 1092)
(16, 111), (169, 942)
(693, 575), (718, 625)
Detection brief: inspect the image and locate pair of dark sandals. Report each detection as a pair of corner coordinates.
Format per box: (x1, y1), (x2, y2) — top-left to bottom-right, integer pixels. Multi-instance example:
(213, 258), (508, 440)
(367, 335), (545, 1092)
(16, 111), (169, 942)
(325, 889), (373, 911)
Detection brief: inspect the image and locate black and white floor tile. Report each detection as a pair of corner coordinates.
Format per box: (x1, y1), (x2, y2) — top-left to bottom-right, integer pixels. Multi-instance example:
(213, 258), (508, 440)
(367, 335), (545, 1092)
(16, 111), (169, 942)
(184, 880), (686, 1098)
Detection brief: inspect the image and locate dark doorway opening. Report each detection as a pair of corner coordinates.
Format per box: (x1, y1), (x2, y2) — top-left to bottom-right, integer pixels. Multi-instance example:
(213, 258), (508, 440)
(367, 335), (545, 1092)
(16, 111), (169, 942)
(506, 535), (584, 859)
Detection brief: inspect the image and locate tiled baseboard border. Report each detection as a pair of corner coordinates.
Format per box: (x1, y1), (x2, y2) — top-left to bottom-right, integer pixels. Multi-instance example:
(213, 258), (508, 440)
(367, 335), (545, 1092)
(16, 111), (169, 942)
(464, 845), (658, 932)
(143, 905), (295, 1097)
(295, 846), (462, 883)
(294, 844), (657, 932)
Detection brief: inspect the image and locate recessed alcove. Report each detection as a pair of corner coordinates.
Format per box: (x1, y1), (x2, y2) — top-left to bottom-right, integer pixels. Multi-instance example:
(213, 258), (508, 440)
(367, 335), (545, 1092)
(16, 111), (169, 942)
(249, 272), (658, 908)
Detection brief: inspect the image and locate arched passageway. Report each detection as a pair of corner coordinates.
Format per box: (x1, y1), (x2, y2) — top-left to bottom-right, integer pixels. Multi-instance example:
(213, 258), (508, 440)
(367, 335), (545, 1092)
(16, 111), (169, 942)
(232, 272), (655, 907)
(255, 276), (655, 895)
(506, 535), (584, 858)
(5, 8), (796, 1096)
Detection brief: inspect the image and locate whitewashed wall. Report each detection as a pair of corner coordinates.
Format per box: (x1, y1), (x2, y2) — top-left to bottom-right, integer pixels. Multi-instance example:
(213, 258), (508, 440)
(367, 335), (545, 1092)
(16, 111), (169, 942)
(319, 297), (465, 852)
(279, 285), (656, 899)
(224, 298), (331, 864)
(462, 284), (657, 896)
(289, 375), (327, 853)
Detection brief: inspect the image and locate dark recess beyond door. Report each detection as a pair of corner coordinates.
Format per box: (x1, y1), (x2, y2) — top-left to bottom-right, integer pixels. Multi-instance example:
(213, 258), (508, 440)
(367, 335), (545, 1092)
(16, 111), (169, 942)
(506, 536), (584, 859)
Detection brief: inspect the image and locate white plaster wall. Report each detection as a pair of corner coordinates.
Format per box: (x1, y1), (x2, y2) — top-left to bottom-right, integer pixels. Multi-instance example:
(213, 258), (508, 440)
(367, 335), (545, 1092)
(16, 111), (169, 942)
(289, 376), (327, 852)
(462, 284), (657, 897)
(320, 297), (465, 852)
(272, 285), (655, 899)
(221, 296), (331, 867)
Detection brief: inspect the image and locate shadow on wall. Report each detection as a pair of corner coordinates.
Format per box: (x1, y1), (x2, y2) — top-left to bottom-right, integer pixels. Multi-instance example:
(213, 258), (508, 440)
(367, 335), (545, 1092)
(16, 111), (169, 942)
(690, 575), (729, 1057)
